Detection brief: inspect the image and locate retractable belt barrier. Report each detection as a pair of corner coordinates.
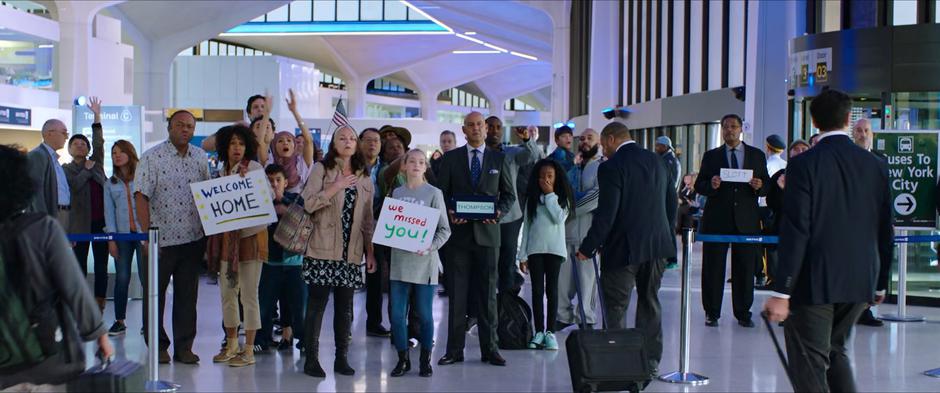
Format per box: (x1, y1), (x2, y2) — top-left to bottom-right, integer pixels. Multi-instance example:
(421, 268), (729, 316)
(67, 233), (149, 242)
(696, 230), (940, 380)
(67, 229), (179, 392)
(694, 234), (940, 244)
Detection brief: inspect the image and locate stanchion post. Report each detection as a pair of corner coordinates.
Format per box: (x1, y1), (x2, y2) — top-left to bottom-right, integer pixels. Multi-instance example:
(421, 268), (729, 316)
(658, 228), (709, 385)
(881, 229), (925, 322)
(144, 228), (179, 393)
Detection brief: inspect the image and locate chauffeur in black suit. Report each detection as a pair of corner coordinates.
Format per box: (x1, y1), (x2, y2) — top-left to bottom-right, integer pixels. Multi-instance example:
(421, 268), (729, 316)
(576, 121), (676, 373)
(765, 89), (893, 393)
(693, 114), (769, 328)
(436, 111), (516, 367)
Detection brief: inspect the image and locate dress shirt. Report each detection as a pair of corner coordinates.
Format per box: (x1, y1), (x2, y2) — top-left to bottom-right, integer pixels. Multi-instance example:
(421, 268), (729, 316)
(617, 140), (637, 151)
(766, 153), (787, 176)
(466, 143), (486, 168)
(725, 143), (745, 169)
(42, 143), (70, 206)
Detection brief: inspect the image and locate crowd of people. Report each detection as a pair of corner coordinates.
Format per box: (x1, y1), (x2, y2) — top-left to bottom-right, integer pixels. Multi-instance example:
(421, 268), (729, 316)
(0, 87), (893, 393)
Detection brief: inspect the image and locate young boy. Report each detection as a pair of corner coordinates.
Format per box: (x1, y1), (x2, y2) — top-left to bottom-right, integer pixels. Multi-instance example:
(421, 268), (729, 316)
(257, 164), (306, 352)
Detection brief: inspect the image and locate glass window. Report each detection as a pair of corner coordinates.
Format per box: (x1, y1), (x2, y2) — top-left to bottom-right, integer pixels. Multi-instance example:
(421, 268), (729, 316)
(937, 0), (940, 23)
(199, 41), (209, 55)
(267, 4), (289, 21)
(247, 49), (255, 56)
(314, 0), (336, 21)
(361, 0), (383, 20)
(236, 47), (244, 56)
(409, 7), (428, 20)
(337, 0), (359, 20)
(290, 0), (312, 21)
(209, 41), (218, 56)
(472, 96), (480, 108)
(384, 0), (407, 20)
(227, 45), (236, 56)
(251, 14), (266, 22)
(893, 0), (917, 25)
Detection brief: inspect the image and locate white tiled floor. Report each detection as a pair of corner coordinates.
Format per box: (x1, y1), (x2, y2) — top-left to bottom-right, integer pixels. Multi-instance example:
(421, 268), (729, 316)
(96, 245), (940, 392)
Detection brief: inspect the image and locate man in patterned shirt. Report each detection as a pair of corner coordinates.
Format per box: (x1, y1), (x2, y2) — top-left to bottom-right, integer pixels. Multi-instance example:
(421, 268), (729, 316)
(135, 110), (210, 364)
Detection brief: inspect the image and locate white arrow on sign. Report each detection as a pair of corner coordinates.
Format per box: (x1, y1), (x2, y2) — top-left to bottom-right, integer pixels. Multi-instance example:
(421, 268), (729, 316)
(894, 193), (917, 216)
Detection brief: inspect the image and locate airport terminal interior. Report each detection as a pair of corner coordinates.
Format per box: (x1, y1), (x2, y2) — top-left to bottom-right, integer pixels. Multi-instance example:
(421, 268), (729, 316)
(3, 0), (940, 392)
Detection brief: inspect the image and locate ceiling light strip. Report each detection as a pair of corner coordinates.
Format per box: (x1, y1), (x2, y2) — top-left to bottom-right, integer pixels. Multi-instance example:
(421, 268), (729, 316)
(482, 42), (508, 53)
(400, 0), (454, 33)
(510, 51), (538, 61)
(452, 50), (501, 54)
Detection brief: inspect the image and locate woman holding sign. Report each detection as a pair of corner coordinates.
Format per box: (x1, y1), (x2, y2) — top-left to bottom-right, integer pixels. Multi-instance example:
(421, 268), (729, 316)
(300, 125), (377, 378)
(387, 149), (451, 378)
(211, 125), (269, 368)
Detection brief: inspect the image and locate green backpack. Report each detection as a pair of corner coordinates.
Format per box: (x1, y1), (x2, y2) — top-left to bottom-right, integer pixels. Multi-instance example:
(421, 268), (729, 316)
(0, 213), (55, 373)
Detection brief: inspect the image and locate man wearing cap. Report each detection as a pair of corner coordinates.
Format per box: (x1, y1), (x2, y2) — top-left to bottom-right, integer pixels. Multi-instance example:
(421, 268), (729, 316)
(549, 125), (576, 176)
(655, 136), (682, 269)
(765, 135), (788, 178)
(758, 134), (788, 288)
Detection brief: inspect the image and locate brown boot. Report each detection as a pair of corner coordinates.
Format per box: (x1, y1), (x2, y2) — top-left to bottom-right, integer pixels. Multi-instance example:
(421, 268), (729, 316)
(96, 297), (106, 313)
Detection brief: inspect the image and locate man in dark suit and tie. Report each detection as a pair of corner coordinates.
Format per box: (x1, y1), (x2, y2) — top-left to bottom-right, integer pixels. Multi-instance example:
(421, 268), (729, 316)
(764, 89), (893, 392)
(694, 114), (769, 328)
(576, 121), (676, 373)
(436, 111), (516, 367)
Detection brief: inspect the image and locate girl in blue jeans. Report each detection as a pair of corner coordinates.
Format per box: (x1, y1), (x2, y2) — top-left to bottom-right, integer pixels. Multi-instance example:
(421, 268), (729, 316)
(103, 140), (145, 336)
(388, 149), (451, 377)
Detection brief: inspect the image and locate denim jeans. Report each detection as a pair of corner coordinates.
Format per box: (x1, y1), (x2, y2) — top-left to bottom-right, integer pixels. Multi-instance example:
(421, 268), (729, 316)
(390, 280), (434, 352)
(258, 264), (306, 347)
(114, 240), (145, 321)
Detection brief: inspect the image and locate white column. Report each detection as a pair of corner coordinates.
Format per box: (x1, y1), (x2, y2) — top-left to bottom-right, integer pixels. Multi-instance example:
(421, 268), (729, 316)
(56, 5), (95, 110)
(587, 0), (619, 130)
(420, 92), (439, 121)
(744, 0), (797, 146)
(550, 5), (570, 127)
(346, 78), (367, 118)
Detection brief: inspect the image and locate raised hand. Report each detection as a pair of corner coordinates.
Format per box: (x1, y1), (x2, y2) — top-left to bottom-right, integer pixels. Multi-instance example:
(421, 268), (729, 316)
(286, 88), (298, 114)
(88, 96), (102, 123)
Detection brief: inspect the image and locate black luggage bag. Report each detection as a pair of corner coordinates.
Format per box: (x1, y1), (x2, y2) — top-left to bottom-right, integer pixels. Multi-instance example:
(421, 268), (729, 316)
(67, 358), (145, 393)
(566, 257), (651, 393)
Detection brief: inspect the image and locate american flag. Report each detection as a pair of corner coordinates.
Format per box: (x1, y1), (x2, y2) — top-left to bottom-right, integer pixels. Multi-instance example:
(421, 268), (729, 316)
(332, 99), (349, 128)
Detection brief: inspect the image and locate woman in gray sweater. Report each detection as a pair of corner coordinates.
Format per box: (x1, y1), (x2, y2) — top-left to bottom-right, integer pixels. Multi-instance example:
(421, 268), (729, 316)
(388, 149), (451, 378)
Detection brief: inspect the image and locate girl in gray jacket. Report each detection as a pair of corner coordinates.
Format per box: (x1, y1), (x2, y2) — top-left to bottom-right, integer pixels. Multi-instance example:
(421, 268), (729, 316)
(388, 149), (451, 378)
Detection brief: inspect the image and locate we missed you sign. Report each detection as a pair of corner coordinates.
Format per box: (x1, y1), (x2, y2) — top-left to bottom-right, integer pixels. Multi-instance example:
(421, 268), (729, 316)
(190, 170), (278, 236)
(372, 199), (441, 253)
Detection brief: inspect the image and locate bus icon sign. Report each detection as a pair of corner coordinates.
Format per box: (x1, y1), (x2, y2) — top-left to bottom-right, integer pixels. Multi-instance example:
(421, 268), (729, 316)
(898, 137), (914, 153)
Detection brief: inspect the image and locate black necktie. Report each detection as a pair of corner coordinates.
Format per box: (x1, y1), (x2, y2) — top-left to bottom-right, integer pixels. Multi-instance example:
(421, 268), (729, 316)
(730, 148), (739, 169)
(471, 150), (482, 187)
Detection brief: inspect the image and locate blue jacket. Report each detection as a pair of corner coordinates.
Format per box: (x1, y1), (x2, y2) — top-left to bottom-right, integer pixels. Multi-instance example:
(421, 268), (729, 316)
(103, 177), (142, 234)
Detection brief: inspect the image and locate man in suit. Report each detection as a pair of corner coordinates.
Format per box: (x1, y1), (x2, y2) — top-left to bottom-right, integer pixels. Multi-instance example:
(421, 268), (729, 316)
(693, 114), (769, 328)
(655, 136), (681, 268)
(765, 89), (893, 392)
(436, 111), (516, 367)
(576, 121), (676, 373)
(850, 118), (887, 328)
(27, 119), (72, 228)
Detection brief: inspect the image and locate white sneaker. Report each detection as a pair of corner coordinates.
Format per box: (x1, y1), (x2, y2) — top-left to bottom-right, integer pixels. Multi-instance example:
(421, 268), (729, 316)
(543, 331), (558, 350)
(528, 331), (545, 349)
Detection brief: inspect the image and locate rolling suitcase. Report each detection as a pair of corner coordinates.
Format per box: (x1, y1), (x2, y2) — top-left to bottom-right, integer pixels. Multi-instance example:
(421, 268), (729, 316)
(67, 357), (145, 393)
(566, 257), (651, 393)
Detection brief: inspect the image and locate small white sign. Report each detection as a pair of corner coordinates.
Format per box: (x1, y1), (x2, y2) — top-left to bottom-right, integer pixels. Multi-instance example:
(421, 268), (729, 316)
(190, 170), (278, 236)
(720, 168), (754, 183)
(372, 198), (441, 253)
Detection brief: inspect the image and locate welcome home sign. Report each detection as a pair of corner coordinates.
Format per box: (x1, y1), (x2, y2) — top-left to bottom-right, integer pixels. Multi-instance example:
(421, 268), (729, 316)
(190, 170), (278, 236)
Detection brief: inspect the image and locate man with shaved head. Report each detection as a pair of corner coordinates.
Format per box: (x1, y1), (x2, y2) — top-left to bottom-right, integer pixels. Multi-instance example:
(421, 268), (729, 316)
(556, 127), (603, 331)
(27, 118), (72, 227)
(436, 111), (516, 367)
